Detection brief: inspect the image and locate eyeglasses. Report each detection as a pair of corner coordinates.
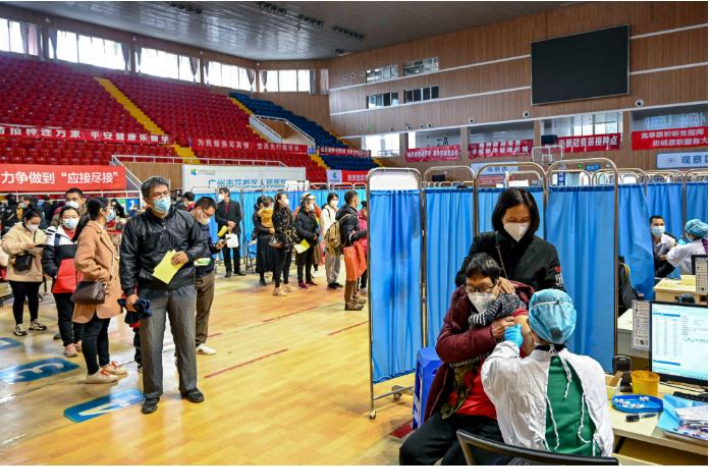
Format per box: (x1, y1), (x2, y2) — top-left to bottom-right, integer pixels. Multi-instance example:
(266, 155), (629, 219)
(465, 283), (496, 294)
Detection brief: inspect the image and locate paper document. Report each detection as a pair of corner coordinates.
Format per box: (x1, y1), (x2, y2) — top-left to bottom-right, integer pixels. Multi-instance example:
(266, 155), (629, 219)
(217, 226), (230, 238)
(631, 300), (649, 351)
(294, 239), (311, 254)
(153, 250), (183, 284)
(696, 257), (707, 293)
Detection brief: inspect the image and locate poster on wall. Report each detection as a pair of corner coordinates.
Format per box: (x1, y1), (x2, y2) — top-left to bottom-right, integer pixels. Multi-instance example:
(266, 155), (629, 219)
(326, 170), (343, 184)
(181, 164), (306, 192)
(656, 152), (708, 169)
(632, 126), (708, 150)
(0, 164), (126, 192)
(405, 145), (460, 162)
(319, 147), (371, 157)
(556, 133), (621, 152)
(326, 170), (369, 184)
(469, 139), (534, 158)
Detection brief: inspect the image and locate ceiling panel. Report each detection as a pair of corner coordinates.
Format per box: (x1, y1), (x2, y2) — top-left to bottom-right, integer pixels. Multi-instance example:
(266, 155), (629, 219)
(8, 1), (568, 60)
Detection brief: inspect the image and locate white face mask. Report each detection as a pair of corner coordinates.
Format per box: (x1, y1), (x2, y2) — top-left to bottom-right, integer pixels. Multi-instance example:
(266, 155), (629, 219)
(65, 200), (80, 210)
(504, 222), (529, 242)
(62, 218), (79, 230)
(26, 224), (39, 232)
(196, 211), (211, 225)
(330, 200), (338, 208)
(468, 292), (495, 313)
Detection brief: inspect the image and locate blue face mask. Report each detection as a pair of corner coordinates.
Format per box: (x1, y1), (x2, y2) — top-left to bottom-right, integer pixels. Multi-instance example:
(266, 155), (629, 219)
(106, 209), (116, 223)
(153, 197), (171, 214)
(651, 226), (664, 237)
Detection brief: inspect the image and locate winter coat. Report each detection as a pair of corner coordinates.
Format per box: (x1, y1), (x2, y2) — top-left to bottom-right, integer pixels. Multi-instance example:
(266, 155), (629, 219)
(73, 220), (122, 323)
(1, 222), (46, 282)
(272, 207), (297, 249)
(336, 205), (365, 247)
(42, 226), (79, 293)
(295, 209), (319, 246)
(215, 200), (242, 235)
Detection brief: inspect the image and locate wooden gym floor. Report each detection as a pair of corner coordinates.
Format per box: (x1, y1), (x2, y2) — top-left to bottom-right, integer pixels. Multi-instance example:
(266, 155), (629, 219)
(0, 264), (413, 464)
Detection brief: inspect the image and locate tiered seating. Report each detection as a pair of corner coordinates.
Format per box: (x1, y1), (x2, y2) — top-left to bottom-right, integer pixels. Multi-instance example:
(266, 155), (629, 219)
(320, 154), (378, 171)
(231, 93), (347, 148)
(108, 74), (265, 147)
(0, 55), (144, 133)
(0, 137), (177, 165)
(194, 146), (326, 182)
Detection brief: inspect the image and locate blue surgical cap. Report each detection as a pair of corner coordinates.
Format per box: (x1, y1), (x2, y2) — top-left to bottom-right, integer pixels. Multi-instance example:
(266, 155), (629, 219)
(528, 289), (577, 345)
(685, 219), (708, 239)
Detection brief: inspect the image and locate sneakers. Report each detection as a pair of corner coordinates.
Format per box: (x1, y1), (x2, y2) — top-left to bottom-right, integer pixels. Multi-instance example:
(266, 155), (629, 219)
(53, 331), (62, 340)
(345, 302), (365, 311)
(196, 343), (217, 355)
(259, 278), (268, 286)
(14, 324), (27, 336)
(298, 281), (308, 289)
(272, 287), (287, 297)
(28, 320), (47, 331)
(306, 280), (318, 287)
(282, 284), (294, 293)
(102, 361), (128, 376)
(64, 343), (78, 358)
(86, 368), (118, 384)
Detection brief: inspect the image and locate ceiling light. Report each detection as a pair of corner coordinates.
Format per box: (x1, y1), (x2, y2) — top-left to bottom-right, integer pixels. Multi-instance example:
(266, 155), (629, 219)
(259, 2), (288, 16)
(332, 26), (365, 41)
(296, 14), (324, 29)
(166, 2), (203, 14)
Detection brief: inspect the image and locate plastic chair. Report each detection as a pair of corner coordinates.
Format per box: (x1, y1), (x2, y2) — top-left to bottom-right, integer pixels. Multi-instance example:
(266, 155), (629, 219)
(412, 346), (442, 429)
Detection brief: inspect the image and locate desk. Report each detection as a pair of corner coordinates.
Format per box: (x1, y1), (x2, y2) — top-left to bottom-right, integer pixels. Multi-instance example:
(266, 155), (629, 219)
(611, 385), (708, 461)
(654, 277), (708, 304)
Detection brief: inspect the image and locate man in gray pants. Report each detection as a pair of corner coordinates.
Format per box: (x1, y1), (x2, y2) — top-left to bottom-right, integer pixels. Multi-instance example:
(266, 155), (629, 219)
(120, 176), (209, 415)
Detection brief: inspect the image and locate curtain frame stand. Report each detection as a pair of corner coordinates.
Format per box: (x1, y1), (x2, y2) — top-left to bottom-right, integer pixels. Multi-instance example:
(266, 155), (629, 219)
(547, 158), (620, 358)
(366, 167), (424, 420)
(682, 169), (709, 225)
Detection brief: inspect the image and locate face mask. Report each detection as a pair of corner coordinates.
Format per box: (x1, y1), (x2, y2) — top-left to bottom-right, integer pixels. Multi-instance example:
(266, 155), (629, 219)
(651, 226), (665, 237)
(281, 198), (290, 207)
(62, 218), (79, 230)
(330, 200), (338, 208)
(65, 200), (80, 210)
(26, 224), (39, 232)
(468, 292), (495, 313)
(38, 200), (45, 207)
(504, 222), (529, 242)
(196, 211), (211, 225)
(106, 209), (116, 223)
(153, 197), (171, 214)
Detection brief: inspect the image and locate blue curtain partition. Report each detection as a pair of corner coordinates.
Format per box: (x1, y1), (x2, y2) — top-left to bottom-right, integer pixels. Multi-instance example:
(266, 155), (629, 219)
(370, 189), (423, 383)
(477, 187), (545, 236)
(618, 185), (655, 299)
(685, 181), (708, 224)
(546, 186), (615, 372)
(646, 183), (684, 239)
(425, 187), (474, 345)
(240, 191), (277, 258)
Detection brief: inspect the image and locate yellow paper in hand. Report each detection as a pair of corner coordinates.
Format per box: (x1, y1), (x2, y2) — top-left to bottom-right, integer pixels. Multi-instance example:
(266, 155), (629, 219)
(294, 239), (310, 254)
(217, 226), (230, 238)
(153, 250), (183, 284)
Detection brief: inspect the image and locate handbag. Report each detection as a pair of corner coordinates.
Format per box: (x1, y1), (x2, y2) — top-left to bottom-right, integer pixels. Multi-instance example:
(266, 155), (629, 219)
(269, 235), (283, 249)
(71, 255), (114, 305)
(12, 230), (37, 273)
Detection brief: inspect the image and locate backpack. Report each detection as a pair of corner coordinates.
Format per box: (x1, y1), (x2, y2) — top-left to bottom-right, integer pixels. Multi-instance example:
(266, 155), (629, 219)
(324, 214), (353, 256)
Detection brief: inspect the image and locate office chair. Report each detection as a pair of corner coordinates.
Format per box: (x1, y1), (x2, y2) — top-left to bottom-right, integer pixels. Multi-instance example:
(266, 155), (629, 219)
(456, 430), (619, 466)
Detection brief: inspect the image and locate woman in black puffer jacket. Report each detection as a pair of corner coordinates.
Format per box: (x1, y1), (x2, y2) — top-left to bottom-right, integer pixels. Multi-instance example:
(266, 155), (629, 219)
(272, 193), (297, 297)
(294, 193), (320, 289)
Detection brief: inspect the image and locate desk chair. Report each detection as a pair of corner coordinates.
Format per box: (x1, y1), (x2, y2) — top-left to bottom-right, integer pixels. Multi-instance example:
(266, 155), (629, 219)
(456, 430), (619, 466)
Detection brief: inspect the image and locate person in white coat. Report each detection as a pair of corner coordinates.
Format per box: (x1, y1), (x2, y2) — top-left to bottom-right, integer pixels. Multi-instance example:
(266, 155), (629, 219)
(481, 289), (614, 457)
(320, 192), (342, 289)
(666, 219), (707, 275)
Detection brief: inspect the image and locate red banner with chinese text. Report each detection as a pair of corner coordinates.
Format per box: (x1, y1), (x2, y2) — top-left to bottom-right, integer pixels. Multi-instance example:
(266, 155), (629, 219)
(556, 133), (621, 153)
(341, 171), (369, 183)
(0, 124), (171, 145)
(631, 126), (708, 150)
(0, 164), (126, 192)
(405, 145), (460, 162)
(469, 139), (534, 159)
(195, 138), (308, 153)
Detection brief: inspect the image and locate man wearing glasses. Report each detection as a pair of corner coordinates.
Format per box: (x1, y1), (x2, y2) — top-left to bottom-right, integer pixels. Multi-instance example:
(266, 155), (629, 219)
(120, 176), (209, 415)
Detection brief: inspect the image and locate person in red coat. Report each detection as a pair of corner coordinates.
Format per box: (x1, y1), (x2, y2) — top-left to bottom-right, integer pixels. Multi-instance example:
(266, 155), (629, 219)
(399, 253), (534, 465)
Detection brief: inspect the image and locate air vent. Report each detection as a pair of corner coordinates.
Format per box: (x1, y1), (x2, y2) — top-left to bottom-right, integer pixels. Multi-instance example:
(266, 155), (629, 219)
(166, 2), (203, 15)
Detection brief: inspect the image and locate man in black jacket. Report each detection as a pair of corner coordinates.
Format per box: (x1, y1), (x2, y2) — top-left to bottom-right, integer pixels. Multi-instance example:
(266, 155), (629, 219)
(120, 176), (209, 415)
(191, 196), (224, 356)
(336, 190), (367, 310)
(215, 187), (245, 277)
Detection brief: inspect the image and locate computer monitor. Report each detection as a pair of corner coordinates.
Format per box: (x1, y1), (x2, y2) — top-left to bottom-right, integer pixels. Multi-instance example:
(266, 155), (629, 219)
(650, 302), (708, 386)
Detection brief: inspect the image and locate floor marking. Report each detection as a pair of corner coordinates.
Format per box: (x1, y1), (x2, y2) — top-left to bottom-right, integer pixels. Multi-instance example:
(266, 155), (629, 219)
(327, 321), (368, 336)
(262, 306), (318, 323)
(64, 389), (145, 423)
(204, 348), (289, 378)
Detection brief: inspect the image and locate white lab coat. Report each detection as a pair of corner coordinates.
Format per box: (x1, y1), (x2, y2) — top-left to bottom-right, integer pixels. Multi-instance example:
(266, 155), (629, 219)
(481, 342), (614, 456)
(666, 239), (706, 274)
(652, 233), (675, 257)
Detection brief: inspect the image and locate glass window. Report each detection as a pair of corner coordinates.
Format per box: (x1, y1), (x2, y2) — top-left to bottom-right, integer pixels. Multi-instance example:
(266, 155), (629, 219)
(431, 86), (439, 99)
(179, 56), (195, 82)
(413, 88), (422, 102)
(320, 68), (329, 94)
(138, 47), (182, 80)
(423, 87), (431, 101)
(389, 65), (399, 79)
(8, 20), (23, 54)
(0, 19), (8, 52)
(363, 132), (400, 157)
(404, 57), (438, 76)
(0, 18), (39, 55)
(383, 93), (391, 107)
(375, 94), (383, 107)
(391, 92), (399, 106)
(77, 35), (124, 70)
(298, 69), (311, 92)
(278, 70), (298, 92)
(55, 30), (78, 63)
(405, 89), (413, 103)
(260, 70), (279, 92)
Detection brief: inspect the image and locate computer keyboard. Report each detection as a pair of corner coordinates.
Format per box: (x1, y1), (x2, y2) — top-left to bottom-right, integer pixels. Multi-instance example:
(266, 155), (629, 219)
(673, 391), (708, 402)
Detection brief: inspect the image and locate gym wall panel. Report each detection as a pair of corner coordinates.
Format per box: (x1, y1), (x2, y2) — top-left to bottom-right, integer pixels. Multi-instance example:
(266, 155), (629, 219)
(123, 162), (183, 190)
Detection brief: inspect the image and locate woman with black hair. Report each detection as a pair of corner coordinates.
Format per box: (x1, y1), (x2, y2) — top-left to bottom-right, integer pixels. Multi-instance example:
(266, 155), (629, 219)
(1, 209), (48, 336)
(42, 206), (83, 357)
(73, 197), (125, 384)
(455, 188), (563, 293)
(294, 193), (320, 289)
(320, 192), (342, 289)
(253, 196), (277, 286)
(271, 192), (296, 297)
